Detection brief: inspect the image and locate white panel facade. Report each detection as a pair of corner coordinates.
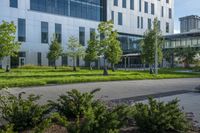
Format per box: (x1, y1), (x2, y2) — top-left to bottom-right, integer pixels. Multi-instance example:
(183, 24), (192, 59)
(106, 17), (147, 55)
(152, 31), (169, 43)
(0, 0), (174, 68)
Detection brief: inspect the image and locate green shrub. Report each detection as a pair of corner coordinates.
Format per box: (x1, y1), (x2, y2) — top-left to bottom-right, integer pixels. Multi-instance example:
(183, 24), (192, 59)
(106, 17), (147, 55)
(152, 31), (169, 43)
(134, 98), (189, 133)
(0, 92), (50, 132)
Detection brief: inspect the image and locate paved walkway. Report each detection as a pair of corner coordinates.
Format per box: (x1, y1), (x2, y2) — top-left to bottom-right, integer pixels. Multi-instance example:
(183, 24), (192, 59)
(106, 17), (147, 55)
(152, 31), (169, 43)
(3, 78), (200, 103)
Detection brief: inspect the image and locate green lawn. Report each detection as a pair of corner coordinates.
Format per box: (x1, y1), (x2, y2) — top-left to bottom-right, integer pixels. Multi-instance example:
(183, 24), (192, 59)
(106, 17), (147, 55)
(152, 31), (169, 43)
(0, 66), (200, 89)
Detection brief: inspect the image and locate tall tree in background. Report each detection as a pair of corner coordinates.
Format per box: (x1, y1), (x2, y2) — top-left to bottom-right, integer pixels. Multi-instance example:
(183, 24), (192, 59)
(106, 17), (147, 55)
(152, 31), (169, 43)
(0, 21), (20, 72)
(85, 32), (99, 70)
(98, 20), (122, 75)
(47, 35), (63, 69)
(106, 31), (122, 72)
(175, 46), (200, 68)
(67, 36), (85, 71)
(140, 18), (164, 74)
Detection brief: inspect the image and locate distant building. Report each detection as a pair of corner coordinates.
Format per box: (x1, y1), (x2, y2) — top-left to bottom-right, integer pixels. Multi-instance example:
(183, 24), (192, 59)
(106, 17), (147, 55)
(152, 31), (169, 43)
(179, 15), (200, 33)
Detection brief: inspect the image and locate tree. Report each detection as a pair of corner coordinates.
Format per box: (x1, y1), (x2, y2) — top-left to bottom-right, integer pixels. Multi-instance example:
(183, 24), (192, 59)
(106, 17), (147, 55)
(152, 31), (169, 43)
(0, 21), (20, 72)
(98, 20), (122, 75)
(84, 32), (99, 70)
(66, 36), (85, 71)
(47, 35), (63, 69)
(163, 49), (175, 68)
(106, 31), (122, 72)
(175, 46), (200, 68)
(140, 18), (164, 74)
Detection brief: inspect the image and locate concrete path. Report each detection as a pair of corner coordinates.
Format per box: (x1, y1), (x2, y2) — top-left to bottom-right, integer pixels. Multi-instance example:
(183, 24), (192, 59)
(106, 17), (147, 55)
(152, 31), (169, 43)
(3, 78), (200, 103)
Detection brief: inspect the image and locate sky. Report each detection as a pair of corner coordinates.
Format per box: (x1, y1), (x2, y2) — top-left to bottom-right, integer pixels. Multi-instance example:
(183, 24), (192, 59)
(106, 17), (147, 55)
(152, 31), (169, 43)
(174, 0), (200, 33)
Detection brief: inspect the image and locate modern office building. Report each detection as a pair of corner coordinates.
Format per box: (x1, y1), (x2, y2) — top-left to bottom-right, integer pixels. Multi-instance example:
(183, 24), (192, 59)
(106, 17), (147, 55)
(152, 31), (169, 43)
(0, 0), (174, 68)
(179, 15), (200, 33)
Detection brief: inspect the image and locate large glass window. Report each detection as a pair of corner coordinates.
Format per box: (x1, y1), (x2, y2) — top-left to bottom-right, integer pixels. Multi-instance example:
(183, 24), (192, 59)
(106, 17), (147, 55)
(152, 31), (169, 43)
(148, 18), (151, 30)
(166, 22), (169, 33)
(137, 16), (140, 28)
(79, 27), (85, 46)
(55, 23), (62, 43)
(161, 6), (164, 17)
(41, 22), (48, 43)
(30, 0), (106, 21)
(130, 0), (134, 10)
(114, 0), (118, 6)
(111, 11), (114, 22)
(151, 3), (154, 15)
(139, 0), (142, 12)
(144, 2), (148, 13)
(141, 17), (143, 29)
(169, 8), (172, 19)
(118, 12), (123, 25)
(18, 18), (26, 42)
(122, 0), (126, 8)
(10, 0), (18, 8)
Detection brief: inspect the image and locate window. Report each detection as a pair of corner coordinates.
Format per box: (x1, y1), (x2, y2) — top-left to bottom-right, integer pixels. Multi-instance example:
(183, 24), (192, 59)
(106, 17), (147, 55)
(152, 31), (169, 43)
(148, 18), (151, 30)
(166, 0), (169, 3)
(137, 16), (140, 28)
(18, 18), (26, 42)
(41, 22), (48, 43)
(151, 3), (154, 15)
(144, 2), (148, 13)
(79, 27), (85, 46)
(10, 0), (18, 8)
(90, 28), (95, 40)
(161, 6), (164, 17)
(118, 12), (123, 25)
(166, 22), (169, 33)
(114, 0), (118, 6)
(169, 8), (172, 19)
(158, 20), (161, 31)
(55, 23), (62, 43)
(141, 17), (143, 29)
(37, 52), (42, 66)
(130, 0), (134, 10)
(122, 0), (126, 8)
(111, 11), (114, 22)
(139, 0), (142, 12)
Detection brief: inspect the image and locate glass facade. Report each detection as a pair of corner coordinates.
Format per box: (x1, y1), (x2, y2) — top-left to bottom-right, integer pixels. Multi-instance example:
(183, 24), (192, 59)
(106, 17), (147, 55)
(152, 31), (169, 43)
(10, 0), (18, 8)
(55, 23), (62, 43)
(30, 0), (107, 21)
(41, 22), (49, 43)
(18, 18), (26, 42)
(118, 34), (142, 54)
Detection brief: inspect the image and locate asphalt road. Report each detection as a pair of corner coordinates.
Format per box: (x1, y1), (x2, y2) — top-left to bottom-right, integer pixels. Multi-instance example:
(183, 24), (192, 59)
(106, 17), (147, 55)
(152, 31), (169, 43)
(3, 78), (200, 104)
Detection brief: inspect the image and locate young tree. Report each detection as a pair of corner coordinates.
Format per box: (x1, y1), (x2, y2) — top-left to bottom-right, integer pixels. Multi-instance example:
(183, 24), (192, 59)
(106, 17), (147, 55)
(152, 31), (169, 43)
(84, 32), (99, 70)
(0, 21), (20, 72)
(47, 35), (63, 69)
(66, 36), (85, 71)
(140, 18), (164, 74)
(106, 31), (122, 72)
(175, 46), (200, 68)
(98, 20), (122, 75)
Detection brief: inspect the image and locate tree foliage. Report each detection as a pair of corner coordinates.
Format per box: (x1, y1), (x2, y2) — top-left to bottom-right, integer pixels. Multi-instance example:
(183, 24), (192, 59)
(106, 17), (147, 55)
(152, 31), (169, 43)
(0, 21), (20, 64)
(47, 35), (63, 69)
(97, 20), (122, 75)
(140, 18), (164, 68)
(66, 36), (85, 71)
(175, 46), (200, 68)
(85, 32), (99, 70)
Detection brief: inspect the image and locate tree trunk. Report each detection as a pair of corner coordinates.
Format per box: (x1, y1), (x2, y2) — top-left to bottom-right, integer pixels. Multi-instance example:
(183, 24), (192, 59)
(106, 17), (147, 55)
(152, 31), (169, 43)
(103, 58), (108, 76)
(54, 60), (57, 69)
(149, 65), (153, 74)
(6, 65), (10, 72)
(73, 57), (76, 71)
(89, 62), (92, 70)
(112, 64), (115, 72)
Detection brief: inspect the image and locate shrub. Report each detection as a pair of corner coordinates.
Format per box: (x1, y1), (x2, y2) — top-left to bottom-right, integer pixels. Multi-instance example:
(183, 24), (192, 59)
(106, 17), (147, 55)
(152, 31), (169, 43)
(49, 89), (132, 133)
(0, 92), (50, 132)
(134, 98), (189, 133)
